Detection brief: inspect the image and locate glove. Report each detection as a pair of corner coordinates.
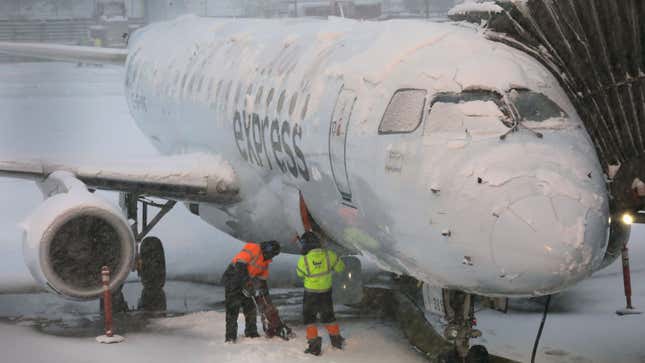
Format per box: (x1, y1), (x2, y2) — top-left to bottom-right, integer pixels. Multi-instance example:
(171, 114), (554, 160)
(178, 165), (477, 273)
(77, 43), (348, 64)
(256, 280), (269, 298)
(276, 324), (294, 340)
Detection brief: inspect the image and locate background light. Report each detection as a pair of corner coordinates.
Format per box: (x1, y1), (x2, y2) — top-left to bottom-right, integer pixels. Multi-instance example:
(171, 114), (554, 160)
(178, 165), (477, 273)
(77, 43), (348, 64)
(622, 213), (634, 225)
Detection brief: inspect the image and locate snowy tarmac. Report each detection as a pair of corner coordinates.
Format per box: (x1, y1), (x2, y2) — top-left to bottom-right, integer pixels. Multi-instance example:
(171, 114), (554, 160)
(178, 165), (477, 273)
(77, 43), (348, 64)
(2, 62), (645, 363)
(0, 282), (426, 363)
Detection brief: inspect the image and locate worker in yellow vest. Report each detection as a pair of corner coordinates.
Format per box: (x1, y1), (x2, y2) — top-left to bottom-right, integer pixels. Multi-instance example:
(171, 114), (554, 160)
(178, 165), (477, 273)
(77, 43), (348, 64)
(296, 232), (346, 356)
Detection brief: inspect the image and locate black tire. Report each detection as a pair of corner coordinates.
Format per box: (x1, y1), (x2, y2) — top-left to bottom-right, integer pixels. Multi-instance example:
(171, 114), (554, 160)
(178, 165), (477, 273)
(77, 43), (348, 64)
(137, 287), (167, 312)
(466, 345), (489, 363)
(139, 236), (166, 289)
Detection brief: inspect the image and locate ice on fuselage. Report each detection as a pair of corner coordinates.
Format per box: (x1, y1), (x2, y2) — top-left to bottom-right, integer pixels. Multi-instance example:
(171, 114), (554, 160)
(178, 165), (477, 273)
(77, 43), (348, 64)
(123, 15), (609, 296)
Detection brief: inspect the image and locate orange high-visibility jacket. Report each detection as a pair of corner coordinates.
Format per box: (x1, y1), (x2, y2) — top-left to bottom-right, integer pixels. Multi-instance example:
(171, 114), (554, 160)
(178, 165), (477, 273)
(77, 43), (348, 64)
(232, 242), (271, 280)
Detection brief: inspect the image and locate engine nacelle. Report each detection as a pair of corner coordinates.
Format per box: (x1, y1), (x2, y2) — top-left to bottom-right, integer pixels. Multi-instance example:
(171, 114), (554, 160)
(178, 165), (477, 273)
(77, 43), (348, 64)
(22, 171), (135, 300)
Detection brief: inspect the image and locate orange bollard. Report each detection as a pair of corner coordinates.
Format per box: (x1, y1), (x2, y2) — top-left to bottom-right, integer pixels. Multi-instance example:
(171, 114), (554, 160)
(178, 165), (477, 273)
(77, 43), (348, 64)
(96, 266), (124, 343)
(102, 266), (114, 337)
(616, 246), (642, 316)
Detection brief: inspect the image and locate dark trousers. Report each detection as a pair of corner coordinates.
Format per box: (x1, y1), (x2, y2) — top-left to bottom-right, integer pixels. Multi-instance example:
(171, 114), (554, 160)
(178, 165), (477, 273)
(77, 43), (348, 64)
(225, 287), (257, 339)
(302, 290), (336, 325)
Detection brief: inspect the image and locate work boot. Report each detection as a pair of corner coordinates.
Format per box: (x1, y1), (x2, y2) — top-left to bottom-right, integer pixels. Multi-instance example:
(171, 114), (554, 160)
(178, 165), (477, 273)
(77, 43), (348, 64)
(330, 334), (345, 349)
(304, 337), (322, 356)
(245, 331), (260, 338)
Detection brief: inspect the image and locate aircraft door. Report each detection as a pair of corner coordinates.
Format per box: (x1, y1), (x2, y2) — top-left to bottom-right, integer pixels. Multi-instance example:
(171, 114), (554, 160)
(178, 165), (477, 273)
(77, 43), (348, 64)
(329, 88), (356, 202)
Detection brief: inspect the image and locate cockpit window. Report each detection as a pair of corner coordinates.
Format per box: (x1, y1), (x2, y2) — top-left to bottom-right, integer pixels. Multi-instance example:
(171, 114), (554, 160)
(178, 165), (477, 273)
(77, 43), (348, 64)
(378, 89), (427, 134)
(426, 90), (511, 135)
(432, 90), (503, 107)
(509, 89), (567, 122)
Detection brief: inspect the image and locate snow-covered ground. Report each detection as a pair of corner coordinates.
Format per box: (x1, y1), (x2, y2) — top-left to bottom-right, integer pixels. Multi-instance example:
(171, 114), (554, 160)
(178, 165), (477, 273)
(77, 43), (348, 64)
(0, 312), (423, 363)
(478, 250), (645, 363)
(0, 281), (425, 363)
(1, 62), (645, 363)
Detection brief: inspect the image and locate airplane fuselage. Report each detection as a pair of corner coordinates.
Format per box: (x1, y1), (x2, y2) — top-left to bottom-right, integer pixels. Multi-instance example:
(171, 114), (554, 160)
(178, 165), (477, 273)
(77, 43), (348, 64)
(125, 16), (610, 297)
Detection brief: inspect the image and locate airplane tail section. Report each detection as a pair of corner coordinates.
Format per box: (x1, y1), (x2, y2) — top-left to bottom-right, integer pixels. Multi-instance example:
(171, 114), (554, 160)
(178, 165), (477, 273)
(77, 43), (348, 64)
(0, 41), (127, 66)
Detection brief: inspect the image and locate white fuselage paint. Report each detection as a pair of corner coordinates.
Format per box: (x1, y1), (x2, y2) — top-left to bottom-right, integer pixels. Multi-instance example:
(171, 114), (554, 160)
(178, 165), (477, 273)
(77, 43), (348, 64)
(124, 15), (609, 297)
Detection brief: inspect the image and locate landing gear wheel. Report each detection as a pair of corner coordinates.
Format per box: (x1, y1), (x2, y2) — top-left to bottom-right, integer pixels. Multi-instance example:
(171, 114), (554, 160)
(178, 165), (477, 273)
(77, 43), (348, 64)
(139, 236), (166, 289)
(466, 345), (489, 363)
(137, 286), (167, 312)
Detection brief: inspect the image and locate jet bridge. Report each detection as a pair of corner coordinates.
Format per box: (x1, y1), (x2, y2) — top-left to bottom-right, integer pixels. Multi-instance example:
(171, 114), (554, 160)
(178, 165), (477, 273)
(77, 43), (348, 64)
(484, 0), (645, 213)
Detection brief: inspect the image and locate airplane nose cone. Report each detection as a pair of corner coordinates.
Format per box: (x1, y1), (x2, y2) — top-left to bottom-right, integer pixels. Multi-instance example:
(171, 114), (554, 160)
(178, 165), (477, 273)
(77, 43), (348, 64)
(491, 194), (608, 295)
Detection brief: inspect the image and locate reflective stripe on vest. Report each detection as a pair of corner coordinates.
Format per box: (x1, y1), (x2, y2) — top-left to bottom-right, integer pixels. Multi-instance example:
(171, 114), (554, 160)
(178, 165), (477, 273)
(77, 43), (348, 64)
(242, 248), (268, 272)
(302, 250), (332, 278)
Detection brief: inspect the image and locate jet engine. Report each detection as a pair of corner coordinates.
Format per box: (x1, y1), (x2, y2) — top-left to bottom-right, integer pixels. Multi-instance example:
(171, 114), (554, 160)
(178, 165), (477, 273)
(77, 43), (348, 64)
(22, 171), (135, 300)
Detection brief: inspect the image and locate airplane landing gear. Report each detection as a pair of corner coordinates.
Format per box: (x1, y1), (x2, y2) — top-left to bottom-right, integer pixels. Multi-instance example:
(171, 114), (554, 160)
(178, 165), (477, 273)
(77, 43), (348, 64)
(137, 236), (168, 312)
(138, 236), (166, 289)
(440, 290), (489, 363)
(120, 193), (175, 311)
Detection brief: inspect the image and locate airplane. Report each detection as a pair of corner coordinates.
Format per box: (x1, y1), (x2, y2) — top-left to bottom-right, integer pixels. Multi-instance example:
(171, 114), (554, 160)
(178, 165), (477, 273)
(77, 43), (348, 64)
(0, 12), (632, 362)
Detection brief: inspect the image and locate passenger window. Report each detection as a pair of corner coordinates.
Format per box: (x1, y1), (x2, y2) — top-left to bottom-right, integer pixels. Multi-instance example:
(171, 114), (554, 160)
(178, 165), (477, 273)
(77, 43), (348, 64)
(277, 90), (286, 114)
(266, 88), (275, 107)
(172, 71), (181, 96)
(153, 67), (160, 94)
(224, 80), (233, 104)
(214, 80), (223, 102)
(301, 94), (310, 120)
(378, 89), (427, 134)
(289, 93), (298, 116)
(181, 73), (188, 91)
(197, 74), (205, 94)
(245, 84), (253, 108)
(234, 83), (242, 105)
(206, 78), (214, 106)
(205, 78), (213, 97)
(140, 62), (148, 83)
(188, 73), (197, 95)
(131, 61), (140, 85)
(256, 86), (264, 105)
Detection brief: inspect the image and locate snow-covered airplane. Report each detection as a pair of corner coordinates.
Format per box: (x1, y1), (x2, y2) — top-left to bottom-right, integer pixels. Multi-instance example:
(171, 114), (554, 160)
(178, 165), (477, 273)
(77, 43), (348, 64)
(0, 14), (628, 360)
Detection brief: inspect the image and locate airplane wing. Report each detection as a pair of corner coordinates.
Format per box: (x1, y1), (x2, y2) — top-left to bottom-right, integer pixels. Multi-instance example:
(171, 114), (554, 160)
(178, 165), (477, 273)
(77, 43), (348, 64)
(0, 153), (239, 204)
(0, 41), (127, 65)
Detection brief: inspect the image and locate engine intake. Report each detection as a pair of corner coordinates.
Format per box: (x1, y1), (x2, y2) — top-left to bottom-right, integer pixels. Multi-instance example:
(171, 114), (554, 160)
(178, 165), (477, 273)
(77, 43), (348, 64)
(22, 171), (135, 300)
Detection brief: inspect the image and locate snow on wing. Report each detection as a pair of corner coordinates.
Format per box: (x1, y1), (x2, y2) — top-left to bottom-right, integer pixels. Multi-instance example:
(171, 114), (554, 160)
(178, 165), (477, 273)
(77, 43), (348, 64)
(0, 153), (239, 204)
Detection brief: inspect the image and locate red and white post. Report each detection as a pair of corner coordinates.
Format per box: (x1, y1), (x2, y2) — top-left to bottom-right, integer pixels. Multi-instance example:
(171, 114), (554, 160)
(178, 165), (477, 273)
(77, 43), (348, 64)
(102, 266), (114, 337)
(96, 266), (125, 343)
(617, 246), (642, 315)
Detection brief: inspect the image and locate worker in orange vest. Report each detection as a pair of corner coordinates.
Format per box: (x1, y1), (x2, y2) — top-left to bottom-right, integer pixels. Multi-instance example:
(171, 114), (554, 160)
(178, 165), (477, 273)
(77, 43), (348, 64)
(221, 240), (281, 343)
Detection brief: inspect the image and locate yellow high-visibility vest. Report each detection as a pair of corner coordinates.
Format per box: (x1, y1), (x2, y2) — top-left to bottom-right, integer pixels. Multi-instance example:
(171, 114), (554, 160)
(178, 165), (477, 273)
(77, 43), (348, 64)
(296, 248), (345, 292)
